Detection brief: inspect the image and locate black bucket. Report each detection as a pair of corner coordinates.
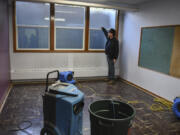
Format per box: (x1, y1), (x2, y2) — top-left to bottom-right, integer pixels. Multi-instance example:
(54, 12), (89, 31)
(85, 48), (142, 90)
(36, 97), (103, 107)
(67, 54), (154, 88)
(88, 100), (136, 135)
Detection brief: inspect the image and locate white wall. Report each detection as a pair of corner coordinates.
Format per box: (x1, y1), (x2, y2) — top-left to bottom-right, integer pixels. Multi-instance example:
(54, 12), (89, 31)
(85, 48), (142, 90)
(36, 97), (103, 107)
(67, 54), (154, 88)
(9, 4), (122, 80)
(121, 0), (180, 101)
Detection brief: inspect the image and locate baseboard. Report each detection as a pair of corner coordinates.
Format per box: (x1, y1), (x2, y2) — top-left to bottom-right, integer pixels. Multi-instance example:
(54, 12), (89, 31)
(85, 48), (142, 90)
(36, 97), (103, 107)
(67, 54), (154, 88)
(0, 83), (13, 113)
(119, 77), (173, 103)
(10, 67), (119, 80)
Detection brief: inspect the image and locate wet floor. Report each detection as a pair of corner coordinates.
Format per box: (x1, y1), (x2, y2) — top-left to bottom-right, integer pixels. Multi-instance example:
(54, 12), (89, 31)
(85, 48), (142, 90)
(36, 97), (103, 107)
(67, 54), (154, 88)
(0, 80), (180, 135)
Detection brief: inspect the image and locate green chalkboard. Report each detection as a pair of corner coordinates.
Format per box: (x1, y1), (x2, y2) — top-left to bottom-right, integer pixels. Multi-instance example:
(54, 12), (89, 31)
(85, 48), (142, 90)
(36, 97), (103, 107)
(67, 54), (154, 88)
(139, 26), (175, 74)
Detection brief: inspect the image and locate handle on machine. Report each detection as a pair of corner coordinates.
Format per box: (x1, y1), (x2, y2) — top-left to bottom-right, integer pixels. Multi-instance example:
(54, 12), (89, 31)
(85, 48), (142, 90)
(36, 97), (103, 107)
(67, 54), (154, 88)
(49, 89), (78, 97)
(73, 101), (84, 115)
(46, 70), (59, 92)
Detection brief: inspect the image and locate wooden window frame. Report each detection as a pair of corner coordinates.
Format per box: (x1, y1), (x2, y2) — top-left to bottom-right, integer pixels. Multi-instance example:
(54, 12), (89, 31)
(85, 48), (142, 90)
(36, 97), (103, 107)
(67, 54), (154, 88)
(13, 1), (120, 53)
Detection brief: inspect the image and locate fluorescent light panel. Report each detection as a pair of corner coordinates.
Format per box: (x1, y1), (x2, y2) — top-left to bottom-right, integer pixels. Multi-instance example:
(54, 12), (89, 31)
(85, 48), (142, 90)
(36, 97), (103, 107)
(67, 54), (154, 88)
(45, 3), (50, 6)
(55, 18), (66, 22)
(44, 17), (66, 22)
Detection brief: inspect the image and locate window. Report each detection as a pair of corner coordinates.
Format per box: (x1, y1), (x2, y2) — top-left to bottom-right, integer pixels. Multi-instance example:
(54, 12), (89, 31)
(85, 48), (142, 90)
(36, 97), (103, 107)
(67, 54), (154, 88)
(89, 7), (117, 50)
(55, 4), (85, 50)
(13, 1), (119, 52)
(16, 1), (50, 50)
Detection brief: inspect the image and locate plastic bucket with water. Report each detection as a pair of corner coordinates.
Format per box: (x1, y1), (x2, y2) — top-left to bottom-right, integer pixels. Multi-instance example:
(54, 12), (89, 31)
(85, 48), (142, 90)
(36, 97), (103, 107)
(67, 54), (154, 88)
(89, 100), (136, 135)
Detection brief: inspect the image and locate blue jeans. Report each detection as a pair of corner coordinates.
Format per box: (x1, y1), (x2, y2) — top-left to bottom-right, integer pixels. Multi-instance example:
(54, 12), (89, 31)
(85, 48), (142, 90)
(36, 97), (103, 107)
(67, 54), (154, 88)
(107, 56), (115, 80)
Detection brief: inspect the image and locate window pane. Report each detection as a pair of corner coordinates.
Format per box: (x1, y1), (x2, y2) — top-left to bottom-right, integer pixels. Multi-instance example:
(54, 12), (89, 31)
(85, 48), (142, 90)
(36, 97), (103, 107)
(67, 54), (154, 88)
(16, 2), (50, 49)
(89, 7), (117, 50)
(56, 28), (83, 49)
(55, 4), (85, 49)
(18, 27), (49, 48)
(89, 29), (106, 49)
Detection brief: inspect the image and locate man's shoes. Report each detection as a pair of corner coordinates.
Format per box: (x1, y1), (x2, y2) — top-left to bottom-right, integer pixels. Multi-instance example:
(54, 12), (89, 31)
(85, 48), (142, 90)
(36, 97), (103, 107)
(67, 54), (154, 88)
(108, 80), (115, 85)
(104, 78), (110, 82)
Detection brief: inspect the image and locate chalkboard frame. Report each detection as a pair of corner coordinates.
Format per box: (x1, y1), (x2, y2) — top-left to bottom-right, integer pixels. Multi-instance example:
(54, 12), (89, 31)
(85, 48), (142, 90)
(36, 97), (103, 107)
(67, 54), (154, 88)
(138, 24), (180, 78)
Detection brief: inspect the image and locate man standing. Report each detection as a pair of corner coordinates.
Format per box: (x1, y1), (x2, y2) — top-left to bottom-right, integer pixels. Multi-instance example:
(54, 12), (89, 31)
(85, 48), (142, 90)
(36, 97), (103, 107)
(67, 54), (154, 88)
(101, 27), (119, 84)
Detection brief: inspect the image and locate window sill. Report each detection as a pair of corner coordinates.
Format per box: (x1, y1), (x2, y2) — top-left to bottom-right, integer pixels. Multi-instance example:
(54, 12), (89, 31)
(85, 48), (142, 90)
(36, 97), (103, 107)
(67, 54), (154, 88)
(14, 49), (105, 53)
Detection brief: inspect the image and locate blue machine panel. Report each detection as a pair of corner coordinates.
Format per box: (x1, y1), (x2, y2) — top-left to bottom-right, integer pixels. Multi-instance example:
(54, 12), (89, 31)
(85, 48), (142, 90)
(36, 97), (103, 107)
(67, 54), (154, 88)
(42, 82), (84, 135)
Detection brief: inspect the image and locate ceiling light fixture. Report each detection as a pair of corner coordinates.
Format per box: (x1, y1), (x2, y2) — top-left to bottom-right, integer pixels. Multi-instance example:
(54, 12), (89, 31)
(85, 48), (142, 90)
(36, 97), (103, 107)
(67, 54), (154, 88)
(55, 18), (66, 22)
(44, 17), (66, 22)
(44, 3), (50, 6)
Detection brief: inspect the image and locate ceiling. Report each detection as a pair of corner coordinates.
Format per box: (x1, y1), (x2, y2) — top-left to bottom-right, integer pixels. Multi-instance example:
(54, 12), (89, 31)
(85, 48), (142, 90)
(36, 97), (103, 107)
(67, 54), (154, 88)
(73, 0), (153, 5)
(66, 0), (155, 10)
(20, 0), (155, 11)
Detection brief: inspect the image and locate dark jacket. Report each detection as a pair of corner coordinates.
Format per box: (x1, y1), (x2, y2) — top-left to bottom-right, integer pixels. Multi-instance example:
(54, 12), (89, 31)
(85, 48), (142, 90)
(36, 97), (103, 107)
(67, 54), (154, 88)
(102, 27), (119, 59)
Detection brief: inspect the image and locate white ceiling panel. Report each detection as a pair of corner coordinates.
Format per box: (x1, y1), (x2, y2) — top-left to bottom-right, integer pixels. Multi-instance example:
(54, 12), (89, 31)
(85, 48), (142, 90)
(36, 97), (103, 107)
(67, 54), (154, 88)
(111, 0), (153, 4)
(71, 0), (154, 5)
(19, 0), (155, 11)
